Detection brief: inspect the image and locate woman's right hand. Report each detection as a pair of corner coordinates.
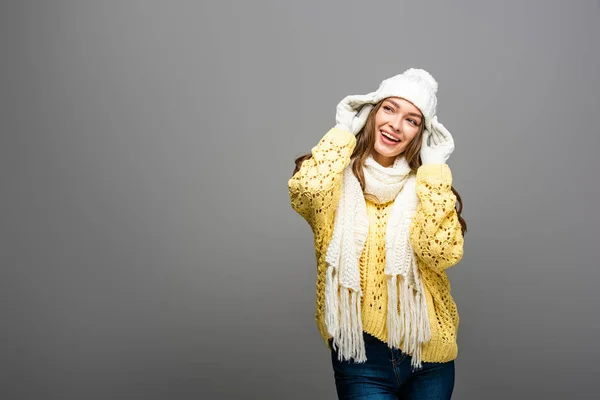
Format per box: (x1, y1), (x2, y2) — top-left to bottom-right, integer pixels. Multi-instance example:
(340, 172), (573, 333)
(335, 94), (375, 135)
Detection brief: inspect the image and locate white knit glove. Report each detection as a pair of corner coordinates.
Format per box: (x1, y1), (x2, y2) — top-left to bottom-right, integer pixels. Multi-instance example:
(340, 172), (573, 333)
(334, 94), (375, 135)
(420, 116), (455, 165)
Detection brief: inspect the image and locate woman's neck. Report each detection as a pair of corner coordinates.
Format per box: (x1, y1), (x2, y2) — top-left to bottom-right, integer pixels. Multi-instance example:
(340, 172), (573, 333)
(371, 151), (395, 168)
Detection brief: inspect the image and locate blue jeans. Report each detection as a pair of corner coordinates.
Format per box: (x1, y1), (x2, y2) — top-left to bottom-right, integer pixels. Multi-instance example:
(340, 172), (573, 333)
(330, 332), (455, 399)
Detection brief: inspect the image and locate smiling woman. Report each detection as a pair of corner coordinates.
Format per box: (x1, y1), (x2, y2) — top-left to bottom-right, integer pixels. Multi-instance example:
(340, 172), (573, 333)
(288, 68), (467, 400)
(373, 98), (423, 167)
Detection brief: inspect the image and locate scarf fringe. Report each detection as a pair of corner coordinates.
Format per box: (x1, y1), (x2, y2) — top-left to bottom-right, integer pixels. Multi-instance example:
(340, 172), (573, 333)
(386, 269), (431, 369)
(325, 264), (367, 363)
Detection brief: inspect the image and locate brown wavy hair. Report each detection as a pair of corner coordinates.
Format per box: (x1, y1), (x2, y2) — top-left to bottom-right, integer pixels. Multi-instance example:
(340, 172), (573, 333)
(293, 99), (467, 235)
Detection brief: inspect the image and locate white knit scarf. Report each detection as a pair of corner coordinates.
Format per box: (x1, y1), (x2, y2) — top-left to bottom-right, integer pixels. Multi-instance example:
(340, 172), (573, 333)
(324, 154), (431, 369)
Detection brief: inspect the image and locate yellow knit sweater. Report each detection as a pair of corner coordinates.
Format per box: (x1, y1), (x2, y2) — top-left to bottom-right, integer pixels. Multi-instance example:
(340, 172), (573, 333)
(288, 127), (464, 363)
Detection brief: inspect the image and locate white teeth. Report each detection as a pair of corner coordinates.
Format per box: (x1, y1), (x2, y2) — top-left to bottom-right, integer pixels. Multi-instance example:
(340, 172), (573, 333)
(381, 131), (399, 142)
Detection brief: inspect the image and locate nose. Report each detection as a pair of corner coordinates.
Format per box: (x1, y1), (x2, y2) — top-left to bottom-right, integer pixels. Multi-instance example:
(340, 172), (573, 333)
(389, 115), (403, 132)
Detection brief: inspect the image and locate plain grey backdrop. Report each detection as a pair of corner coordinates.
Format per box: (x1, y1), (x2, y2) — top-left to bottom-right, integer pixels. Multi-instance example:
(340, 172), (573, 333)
(1, 1), (599, 399)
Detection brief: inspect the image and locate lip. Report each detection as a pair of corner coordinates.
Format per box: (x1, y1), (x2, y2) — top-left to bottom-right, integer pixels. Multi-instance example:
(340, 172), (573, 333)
(379, 129), (401, 144)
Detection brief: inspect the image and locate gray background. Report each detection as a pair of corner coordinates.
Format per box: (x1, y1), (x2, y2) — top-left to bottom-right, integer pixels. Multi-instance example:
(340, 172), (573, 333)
(1, 1), (599, 399)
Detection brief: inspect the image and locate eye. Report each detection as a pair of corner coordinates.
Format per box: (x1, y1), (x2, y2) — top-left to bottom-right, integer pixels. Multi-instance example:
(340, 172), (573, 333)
(383, 105), (393, 112)
(408, 119), (418, 126)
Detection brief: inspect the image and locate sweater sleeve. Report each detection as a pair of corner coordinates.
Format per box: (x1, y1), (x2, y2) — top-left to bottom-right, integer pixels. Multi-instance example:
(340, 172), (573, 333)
(409, 164), (464, 273)
(287, 127), (356, 230)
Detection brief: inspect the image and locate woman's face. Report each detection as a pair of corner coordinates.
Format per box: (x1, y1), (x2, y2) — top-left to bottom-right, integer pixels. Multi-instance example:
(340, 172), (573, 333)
(372, 97), (423, 167)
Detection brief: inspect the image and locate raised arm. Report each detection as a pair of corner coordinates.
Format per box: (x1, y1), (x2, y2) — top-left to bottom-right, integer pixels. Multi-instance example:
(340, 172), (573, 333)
(409, 164), (464, 273)
(411, 117), (463, 273)
(287, 96), (374, 229)
(287, 127), (356, 229)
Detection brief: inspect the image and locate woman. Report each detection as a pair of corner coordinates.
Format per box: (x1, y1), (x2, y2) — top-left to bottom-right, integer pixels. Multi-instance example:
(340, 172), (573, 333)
(288, 68), (467, 399)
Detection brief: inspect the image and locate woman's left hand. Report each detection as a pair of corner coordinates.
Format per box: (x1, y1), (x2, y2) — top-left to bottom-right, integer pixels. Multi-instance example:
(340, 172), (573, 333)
(420, 116), (455, 165)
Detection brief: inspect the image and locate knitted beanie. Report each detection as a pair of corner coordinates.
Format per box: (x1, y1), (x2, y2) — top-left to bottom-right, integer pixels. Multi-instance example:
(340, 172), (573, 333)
(350, 68), (439, 131)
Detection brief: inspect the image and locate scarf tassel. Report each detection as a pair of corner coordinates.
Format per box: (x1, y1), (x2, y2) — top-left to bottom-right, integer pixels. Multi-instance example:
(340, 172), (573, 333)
(325, 265), (366, 363)
(387, 271), (432, 370)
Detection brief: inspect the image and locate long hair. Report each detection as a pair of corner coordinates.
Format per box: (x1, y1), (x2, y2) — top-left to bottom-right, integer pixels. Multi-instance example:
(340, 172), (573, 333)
(293, 100), (467, 235)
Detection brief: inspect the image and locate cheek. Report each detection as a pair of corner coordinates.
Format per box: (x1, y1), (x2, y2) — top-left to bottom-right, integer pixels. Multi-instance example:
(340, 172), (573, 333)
(374, 112), (387, 127)
(405, 125), (421, 141)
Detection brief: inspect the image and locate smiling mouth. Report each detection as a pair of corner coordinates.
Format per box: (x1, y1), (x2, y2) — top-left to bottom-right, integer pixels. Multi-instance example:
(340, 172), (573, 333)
(380, 130), (401, 144)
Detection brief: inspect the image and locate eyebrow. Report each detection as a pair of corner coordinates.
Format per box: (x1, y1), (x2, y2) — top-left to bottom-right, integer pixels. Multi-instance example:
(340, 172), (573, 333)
(385, 99), (422, 119)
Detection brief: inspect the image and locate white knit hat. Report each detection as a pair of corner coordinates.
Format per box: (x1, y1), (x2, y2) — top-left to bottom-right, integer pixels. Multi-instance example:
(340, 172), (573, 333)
(347, 68), (439, 131)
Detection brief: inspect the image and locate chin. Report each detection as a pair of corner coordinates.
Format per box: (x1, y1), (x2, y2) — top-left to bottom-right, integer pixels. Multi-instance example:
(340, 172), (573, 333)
(374, 142), (403, 159)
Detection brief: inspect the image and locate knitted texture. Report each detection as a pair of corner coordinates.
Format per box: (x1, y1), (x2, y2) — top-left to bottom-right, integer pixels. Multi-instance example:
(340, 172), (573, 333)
(288, 127), (464, 363)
